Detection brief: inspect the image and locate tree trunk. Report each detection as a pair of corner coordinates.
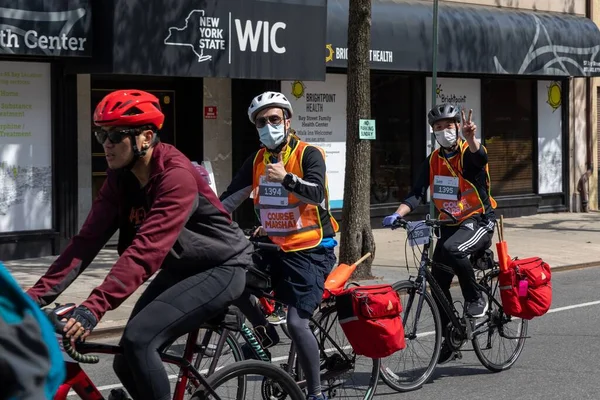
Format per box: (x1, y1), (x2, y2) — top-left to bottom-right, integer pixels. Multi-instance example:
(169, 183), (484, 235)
(340, 0), (375, 279)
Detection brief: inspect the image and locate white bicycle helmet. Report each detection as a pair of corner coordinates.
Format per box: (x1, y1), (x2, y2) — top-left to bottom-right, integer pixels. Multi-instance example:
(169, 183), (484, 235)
(248, 91), (293, 124)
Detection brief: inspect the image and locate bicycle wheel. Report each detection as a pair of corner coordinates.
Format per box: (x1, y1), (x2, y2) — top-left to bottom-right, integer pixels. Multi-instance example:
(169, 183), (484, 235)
(314, 305), (380, 400)
(379, 280), (442, 393)
(472, 269), (528, 372)
(191, 360), (305, 400)
(163, 328), (243, 398)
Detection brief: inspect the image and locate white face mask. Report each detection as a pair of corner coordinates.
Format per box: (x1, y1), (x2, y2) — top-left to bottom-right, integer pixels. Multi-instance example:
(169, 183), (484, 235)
(258, 123), (286, 150)
(434, 128), (457, 148)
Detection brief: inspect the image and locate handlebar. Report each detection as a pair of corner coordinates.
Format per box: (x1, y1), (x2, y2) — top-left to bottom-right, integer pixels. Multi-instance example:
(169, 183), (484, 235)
(44, 303), (100, 364)
(251, 241), (281, 252)
(391, 208), (459, 230)
(244, 227), (281, 252)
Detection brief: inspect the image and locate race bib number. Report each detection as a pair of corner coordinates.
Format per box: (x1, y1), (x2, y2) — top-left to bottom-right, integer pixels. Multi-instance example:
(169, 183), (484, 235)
(259, 175), (289, 206)
(433, 175), (459, 200)
(407, 221), (430, 247)
(260, 207), (301, 234)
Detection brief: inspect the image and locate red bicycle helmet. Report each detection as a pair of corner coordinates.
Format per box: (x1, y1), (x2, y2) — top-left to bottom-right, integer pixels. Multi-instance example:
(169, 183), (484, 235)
(93, 89), (164, 130)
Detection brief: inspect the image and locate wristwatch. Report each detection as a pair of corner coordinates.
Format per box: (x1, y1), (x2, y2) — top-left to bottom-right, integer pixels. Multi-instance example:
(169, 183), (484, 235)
(283, 173), (298, 190)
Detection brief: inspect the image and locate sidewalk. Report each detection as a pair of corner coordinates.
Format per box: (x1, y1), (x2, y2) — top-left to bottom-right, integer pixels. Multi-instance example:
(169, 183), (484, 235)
(4, 211), (600, 334)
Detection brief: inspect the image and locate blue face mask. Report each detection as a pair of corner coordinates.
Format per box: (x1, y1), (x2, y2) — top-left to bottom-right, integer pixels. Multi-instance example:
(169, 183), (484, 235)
(258, 123), (286, 150)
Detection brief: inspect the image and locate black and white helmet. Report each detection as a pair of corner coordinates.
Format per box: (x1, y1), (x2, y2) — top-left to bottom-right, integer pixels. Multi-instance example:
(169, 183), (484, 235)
(427, 103), (460, 127)
(248, 91), (293, 124)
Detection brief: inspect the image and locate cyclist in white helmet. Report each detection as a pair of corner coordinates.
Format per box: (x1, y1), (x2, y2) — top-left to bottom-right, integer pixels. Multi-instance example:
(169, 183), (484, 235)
(221, 91), (339, 400)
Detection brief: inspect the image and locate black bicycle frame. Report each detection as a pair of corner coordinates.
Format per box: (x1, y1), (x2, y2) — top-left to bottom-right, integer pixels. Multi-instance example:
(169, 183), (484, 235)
(405, 238), (466, 339)
(71, 341), (221, 399)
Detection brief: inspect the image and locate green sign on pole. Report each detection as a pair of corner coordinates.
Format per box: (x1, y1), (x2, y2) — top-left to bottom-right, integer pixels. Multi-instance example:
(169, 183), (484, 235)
(359, 119), (376, 140)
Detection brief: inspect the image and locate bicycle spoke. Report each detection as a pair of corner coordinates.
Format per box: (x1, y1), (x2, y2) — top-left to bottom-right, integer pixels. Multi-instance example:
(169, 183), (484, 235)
(379, 281), (441, 393)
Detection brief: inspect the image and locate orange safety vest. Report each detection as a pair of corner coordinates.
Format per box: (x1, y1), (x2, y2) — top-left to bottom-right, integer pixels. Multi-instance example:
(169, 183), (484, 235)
(429, 140), (497, 224)
(252, 140), (339, 252)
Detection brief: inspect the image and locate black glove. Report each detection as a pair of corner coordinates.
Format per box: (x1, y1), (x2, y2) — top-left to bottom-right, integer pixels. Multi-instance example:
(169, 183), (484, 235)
(71, 305), (98, 332)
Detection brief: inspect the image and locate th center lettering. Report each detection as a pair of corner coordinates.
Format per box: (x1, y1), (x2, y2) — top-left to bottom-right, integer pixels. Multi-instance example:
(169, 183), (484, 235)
(0, 29), (87, 51)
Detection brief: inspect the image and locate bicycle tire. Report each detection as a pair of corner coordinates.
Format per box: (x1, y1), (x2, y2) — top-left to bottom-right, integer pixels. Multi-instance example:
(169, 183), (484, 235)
(315, 305), (380, 400)
(191, 360), (305, 400)
(379, 280), (442, 393)
(472, 269), (528, 372)
(193, 329), (244, 374)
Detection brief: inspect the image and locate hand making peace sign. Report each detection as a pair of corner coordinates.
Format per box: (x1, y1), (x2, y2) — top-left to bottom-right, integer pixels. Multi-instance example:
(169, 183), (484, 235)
(461, 108), (477, 141)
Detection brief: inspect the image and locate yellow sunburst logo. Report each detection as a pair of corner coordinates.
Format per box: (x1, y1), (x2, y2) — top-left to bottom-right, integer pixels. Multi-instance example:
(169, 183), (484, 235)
(436, 84), (443, 98)
(291, 81), (305, 99)
(547, 81), (561, 112)
(325, 44), (334, 63)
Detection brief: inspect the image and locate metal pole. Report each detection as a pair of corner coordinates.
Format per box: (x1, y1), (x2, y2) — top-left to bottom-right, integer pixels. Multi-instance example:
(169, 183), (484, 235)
(429, 0), (439, 257)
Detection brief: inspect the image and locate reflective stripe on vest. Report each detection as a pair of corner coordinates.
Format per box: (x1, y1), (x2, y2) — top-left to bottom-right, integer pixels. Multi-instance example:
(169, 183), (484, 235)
(429, 141), (497, 224)
(252, 141), (339, 252)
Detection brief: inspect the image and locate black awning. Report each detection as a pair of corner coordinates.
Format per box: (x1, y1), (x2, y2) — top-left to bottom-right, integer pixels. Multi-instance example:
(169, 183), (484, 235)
(0, 0), (92, 58)
(77, 0), (327, 80)
(326, 0), (600, 77)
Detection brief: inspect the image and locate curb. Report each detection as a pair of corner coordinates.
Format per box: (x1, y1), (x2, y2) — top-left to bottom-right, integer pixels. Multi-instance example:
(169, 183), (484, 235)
(89, 261), (599, 339)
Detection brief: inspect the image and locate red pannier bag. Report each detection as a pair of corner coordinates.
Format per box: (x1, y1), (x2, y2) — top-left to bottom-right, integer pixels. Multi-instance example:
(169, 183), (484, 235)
(334, 284), (405, 358)
(499, 257), (552, 320)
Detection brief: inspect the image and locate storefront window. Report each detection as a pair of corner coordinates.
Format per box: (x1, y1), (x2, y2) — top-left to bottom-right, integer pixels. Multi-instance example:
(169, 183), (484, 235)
(0, 61), (52, 232)
(370, 75), (412, 204)
(482, 79), (535, 196)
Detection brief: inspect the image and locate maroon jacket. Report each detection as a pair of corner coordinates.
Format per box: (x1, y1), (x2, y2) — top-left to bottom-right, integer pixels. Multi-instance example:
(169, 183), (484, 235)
(28, 143), (252, 320)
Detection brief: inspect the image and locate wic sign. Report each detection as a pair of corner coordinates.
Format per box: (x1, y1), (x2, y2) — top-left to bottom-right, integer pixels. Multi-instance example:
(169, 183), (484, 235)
(110, 0), (326, 80)
(235, 19), (286, 54)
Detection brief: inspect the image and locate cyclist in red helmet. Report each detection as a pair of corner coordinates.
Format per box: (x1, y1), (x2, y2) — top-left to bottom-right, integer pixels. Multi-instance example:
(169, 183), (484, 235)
(27, 89), (253, 400)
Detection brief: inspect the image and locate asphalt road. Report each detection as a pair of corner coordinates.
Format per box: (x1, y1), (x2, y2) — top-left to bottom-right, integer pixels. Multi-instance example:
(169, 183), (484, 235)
(69, 266), (600, 399)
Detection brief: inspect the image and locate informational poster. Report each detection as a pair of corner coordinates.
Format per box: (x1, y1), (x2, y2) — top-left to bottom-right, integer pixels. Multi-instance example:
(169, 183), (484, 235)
(281, 73), (346, 209)
(425, 77), (481, 156)
(537, 80), (563, 194)
(0, 61), (52, 232)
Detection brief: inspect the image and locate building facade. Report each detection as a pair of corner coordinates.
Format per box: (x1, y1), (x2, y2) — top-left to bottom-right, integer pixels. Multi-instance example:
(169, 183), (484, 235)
(0, 0), (92, 260)
(0, 0), (327, 260)
(1, 0), (599, 260)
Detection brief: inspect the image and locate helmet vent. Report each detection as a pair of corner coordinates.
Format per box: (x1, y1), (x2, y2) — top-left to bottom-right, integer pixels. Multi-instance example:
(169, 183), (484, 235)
(110, 101), (122, 112)
(118, 100), (133, 110)
(123, 106), (143, 116)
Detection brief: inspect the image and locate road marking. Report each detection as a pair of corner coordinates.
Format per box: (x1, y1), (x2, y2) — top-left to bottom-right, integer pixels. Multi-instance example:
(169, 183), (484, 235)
(69, 300), (600, 395)
(397, 300), (600, 340)
(547, 300), (600, 313)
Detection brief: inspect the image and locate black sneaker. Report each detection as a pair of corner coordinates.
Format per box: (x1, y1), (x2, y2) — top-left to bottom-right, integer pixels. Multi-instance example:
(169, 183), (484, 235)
(437, 340), (458, 365)
(241, 342), (272, 361)
(254, 324), (280, 348)
(466, 296), (489, 318)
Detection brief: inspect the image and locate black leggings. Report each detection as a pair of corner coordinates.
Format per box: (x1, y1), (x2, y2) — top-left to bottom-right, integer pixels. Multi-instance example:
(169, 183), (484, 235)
(113, 265), (246, 400)
(432, 216), (494, 332)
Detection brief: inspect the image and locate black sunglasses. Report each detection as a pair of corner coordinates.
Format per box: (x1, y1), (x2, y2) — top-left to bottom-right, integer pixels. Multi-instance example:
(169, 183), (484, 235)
(255, 115), (283, 129)
(94, 127), (147, 145)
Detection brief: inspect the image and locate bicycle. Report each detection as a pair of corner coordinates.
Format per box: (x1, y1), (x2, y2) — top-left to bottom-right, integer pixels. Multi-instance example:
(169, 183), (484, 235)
(45, 303), (304, 400)
(197, 238), (381, 399)
(379, 210), (529, 392)
(243, 228), (291, 339)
